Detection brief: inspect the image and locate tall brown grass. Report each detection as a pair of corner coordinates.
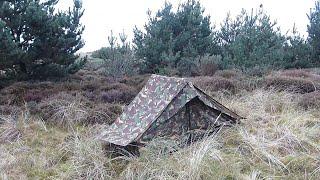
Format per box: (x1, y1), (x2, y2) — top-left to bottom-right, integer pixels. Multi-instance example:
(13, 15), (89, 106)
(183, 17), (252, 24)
(0, 69), (319, 179)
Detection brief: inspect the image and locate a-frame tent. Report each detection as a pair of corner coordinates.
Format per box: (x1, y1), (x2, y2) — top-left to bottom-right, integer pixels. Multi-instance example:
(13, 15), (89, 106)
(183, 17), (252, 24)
(100, 74), (242, 147)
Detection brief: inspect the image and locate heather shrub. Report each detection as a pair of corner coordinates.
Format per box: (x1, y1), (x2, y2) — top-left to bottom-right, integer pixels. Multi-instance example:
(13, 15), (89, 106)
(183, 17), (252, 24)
(0, 81), (63, 105)
(119, 74), (149, 91)
(215, 69), (243, 79)
(81, 82), (100, 92)
(100, 82), (137, 104)
(0, 82), (28, 105)
(280, 69), (314, 78)
(264, 76), (317, 93)
(87, 103), (122, 124)
(101, 89), (136, 104)
(24, 89), (53, 103)
(298, 91), (320, 109)
(192, 76), (238, 93)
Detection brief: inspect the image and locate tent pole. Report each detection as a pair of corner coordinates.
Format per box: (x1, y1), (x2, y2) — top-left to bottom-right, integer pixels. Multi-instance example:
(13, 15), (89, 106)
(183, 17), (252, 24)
(186, 103), (192, 144)
(186, 103), (191, 130)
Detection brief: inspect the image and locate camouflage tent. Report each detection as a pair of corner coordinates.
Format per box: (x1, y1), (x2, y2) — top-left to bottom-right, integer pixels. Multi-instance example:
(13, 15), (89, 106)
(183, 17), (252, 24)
(100, 74), (242, 147)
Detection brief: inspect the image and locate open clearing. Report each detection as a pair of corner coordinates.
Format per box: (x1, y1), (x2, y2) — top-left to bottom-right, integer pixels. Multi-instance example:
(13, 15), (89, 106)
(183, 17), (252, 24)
(1, 68), (320, 179)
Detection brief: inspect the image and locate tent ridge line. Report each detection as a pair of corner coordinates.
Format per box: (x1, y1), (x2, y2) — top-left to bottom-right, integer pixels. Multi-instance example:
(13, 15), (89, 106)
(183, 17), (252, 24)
(193, 85), (244, 120)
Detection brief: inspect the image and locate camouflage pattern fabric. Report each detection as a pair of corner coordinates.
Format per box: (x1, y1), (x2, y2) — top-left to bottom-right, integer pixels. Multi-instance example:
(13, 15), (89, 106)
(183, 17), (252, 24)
(138, 85), (197, 142)
(100, 74), (242, 146)
(100, 74), (189, 146)
(139, 97), (235, 143)
(194, 86), (241, 122)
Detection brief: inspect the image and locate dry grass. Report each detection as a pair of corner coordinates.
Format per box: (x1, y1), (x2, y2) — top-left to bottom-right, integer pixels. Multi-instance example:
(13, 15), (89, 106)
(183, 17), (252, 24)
(39, 93), (89, 129)
(58, 125), (117, 179)
(0, 69), (320, 179)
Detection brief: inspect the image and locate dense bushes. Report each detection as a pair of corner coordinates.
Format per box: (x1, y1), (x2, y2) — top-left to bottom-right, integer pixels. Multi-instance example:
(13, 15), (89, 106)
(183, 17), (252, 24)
(129, 1), (319, 76)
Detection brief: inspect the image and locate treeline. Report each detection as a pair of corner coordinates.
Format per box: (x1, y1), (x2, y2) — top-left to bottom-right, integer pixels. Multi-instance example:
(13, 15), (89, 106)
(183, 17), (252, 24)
(93, 1), (320, 76)
(1, 0), (320, 82)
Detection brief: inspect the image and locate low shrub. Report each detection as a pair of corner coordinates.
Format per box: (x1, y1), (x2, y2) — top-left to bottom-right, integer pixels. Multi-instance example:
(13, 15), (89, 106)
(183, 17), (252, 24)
(100, 83), (137, 104)
(298, 91), (320, 109)
(119, 74), (149, 91)
(87, 103), (122, 124)
(0, 81), (61, 105)
(198, 55), (222, 76)
(279, 69), (315, 78)
(192, 76), (238, 93)
(24, 89), (54, 103)
(264, 76), (317, 93)
(81, 82), (100, 92)
(101, 89), (136, 104)
(215, 70), (242, 79)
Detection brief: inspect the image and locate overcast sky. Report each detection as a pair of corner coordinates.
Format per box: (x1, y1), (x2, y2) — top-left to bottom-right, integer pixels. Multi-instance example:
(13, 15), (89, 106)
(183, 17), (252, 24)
(57, 0), (316, 52)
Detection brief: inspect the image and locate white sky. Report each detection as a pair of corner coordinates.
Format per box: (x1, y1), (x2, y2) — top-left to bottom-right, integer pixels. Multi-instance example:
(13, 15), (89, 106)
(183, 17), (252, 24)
(56, 0), (316, 52)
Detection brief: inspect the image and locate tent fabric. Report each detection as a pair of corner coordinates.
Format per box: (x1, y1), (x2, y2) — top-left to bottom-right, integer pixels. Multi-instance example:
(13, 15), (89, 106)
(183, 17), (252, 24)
(100, 74), (189, 146)
(139, 97), (235, 143)
(100, 74), (242, 146)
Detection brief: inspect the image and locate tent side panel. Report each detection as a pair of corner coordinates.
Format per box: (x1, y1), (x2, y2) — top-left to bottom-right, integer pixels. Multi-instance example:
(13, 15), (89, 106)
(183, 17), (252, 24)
(189, 98), (235, 130)
(194, 86), (241, 121)
(140, 107), (189, 142)
(138, 85), (197, 143)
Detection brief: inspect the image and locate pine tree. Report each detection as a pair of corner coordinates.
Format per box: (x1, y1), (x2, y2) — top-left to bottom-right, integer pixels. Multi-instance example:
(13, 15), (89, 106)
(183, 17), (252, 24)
(0, 0), (86, 80)
(283, 25), (312, 68)
(218, 7), (286, 71)
(133, 0), (219, 74)
(307, 1), (320, 65)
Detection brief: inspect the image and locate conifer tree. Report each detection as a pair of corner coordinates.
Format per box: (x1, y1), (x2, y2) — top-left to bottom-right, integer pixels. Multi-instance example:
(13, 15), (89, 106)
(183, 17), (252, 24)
(133, 0), (219, 74)
(0, 0), (86, 79)
(308, 1), (320, 65)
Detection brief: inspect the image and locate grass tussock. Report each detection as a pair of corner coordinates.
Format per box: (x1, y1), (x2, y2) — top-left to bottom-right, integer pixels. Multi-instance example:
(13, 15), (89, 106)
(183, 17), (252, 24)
(39, 93), (89, 129)
(0, 68), (320, 179)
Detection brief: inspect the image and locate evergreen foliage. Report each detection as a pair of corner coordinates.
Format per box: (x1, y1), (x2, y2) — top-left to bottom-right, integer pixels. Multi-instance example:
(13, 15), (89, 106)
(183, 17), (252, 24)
(133, 0), (219, 75)
(308, 1), (320, 65)
(283, 26), (312, 69)
(218, 8), (286, 71)
(0, 0), (86, 80)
